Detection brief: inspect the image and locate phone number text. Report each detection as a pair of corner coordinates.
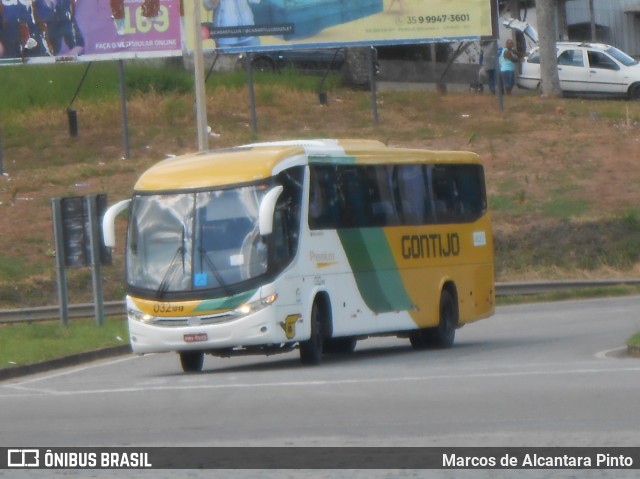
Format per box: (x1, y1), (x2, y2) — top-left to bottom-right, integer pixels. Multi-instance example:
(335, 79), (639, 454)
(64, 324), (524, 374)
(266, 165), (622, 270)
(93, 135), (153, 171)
(405, 14), (471, 24)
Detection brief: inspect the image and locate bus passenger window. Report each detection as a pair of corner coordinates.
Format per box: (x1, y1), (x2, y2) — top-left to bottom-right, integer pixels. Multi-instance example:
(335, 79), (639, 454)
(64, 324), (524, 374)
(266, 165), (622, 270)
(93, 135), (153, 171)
(395, 164), (428, 225)
(309, 166), (339, 229)
(338, 167), (368, 228)
(366, 166), (400, 227)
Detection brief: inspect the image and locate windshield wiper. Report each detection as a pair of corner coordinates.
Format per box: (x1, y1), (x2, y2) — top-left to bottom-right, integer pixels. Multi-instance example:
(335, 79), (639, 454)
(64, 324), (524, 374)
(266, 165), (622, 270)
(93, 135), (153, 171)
(197, 246), (232, 296)
(156, 246), (185, 299)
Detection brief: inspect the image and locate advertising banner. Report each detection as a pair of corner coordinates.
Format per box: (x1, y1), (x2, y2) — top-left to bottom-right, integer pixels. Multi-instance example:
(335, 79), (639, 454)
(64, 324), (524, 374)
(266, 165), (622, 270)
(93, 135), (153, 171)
(0, 0), (183, 64)
(185, 0), (495, 53)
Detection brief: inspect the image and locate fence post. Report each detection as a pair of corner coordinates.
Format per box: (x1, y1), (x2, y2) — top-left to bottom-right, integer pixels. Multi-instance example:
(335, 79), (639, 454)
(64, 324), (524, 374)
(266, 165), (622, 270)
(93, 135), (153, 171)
(51, 198), (69, 326)
(86, 195), (105, 326)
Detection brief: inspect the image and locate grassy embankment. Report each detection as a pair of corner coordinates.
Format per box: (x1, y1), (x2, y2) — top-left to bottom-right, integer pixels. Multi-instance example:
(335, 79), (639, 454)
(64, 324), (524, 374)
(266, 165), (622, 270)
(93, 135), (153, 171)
(1, 60), (639, 367)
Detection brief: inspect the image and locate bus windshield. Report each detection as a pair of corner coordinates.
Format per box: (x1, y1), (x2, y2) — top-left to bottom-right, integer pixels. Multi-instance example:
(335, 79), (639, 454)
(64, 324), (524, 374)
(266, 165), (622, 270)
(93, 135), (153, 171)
(127, 184), (270, 297)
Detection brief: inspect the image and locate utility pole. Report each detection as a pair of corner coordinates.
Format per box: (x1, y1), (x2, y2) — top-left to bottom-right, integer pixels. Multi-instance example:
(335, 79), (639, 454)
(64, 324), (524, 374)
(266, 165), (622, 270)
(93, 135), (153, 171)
(192, 0), (209, 151)
(589, 0), (597, 41)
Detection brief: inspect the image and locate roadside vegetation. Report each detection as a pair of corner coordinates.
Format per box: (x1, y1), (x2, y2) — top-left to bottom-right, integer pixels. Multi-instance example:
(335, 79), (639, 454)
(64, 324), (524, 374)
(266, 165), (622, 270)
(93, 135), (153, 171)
(1, 60), (639, 367)
(0, 317), (126, 367)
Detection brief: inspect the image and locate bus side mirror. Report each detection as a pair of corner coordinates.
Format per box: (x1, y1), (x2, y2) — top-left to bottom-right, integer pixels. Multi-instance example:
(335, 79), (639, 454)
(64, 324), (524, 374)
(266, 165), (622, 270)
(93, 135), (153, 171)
(258, 186), (283, 236)
(102, 199), (131, 249)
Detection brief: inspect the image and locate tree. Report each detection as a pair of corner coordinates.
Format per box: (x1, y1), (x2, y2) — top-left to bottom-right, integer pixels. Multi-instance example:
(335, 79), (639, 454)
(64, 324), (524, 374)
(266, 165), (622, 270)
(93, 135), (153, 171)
(536, 0), (562, 98)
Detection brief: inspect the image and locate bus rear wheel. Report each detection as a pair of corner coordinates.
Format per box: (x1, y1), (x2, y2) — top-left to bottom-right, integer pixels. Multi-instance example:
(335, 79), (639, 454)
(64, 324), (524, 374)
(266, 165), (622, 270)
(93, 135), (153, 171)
(180, 351), (204, 372)
(299, 301), (325, 365)
(410, 289), (458, 349)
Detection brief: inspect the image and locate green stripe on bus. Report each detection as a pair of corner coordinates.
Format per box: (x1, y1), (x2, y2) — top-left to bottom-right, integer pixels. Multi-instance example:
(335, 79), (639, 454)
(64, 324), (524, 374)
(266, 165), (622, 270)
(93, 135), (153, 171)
(338, 229), (413, 313)
(193, 289), (257, 313)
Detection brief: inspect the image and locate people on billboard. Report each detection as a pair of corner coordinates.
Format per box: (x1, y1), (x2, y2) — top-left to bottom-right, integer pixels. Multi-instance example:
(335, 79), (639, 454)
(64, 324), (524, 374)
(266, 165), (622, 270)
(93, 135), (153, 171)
(203, 0), (262, 48)
(33, 0), (85, 56)
(0, 0), (48, 59)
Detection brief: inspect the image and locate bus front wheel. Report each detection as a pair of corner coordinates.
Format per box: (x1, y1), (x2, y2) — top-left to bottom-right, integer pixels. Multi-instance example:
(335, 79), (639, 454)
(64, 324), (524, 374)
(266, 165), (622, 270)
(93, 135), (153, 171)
(299, 301), (325, 365)
(410, 289), (458, 349)
(180, 351), (204, 373)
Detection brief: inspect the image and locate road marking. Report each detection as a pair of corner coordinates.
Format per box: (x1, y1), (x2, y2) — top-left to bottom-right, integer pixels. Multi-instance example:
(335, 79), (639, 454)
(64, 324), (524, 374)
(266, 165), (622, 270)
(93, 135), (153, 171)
(11, 355), (139, 385)
(594, 346), (629, 360)
(2, 364), (640, 398)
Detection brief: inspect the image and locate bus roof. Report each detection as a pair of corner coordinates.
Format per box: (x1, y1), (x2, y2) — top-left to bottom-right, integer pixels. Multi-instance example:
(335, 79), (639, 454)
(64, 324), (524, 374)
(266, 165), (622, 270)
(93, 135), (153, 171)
(134, 139), (481, 192)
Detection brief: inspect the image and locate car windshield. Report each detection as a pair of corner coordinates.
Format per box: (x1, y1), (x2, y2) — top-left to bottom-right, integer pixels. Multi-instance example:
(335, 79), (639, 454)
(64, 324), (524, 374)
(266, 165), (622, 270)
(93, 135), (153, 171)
(606, 46), (638, 67)
(126, 185), (269, 296)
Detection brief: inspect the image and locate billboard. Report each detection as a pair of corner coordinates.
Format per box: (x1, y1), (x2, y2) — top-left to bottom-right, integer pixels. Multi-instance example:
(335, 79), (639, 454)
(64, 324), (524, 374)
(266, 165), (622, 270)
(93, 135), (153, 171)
(1, 0), (495, 64)
(0, 0), (183, 64)
(187, 0), (495, 53)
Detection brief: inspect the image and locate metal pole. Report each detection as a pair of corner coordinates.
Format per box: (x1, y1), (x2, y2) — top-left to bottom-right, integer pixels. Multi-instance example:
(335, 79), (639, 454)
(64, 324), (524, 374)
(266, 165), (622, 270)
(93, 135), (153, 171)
(192, 0), (209, 151)
(86, 195), (105, 326)
(66, 62), (93, 138)
(51, 198), (69, 326)
(246, 53), (258, 134)
(589, 0), (596, 41)
(368, 47), (379, 125)
(118, 60), (131, 159)
(68, 62), (92, 108)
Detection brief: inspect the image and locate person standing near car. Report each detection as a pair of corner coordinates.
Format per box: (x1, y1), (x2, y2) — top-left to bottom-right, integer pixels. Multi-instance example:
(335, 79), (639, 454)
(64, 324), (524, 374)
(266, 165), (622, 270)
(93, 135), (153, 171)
(499, 39), (520, 95)
(480, 40), (497, 94)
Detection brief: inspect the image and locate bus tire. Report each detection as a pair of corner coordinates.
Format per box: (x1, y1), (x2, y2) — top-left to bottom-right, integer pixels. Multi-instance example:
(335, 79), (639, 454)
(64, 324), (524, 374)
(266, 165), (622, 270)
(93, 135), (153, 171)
(429, 289), (458, 348)
(299, 300), (325, 365)
(180, 351), (204, 373)
(410, 289), (458, 349)
(323, 337), (357, 354)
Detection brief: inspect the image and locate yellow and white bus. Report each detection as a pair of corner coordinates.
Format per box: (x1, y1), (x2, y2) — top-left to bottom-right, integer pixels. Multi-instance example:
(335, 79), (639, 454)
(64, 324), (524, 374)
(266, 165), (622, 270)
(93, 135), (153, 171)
(103, 139), (494, 372)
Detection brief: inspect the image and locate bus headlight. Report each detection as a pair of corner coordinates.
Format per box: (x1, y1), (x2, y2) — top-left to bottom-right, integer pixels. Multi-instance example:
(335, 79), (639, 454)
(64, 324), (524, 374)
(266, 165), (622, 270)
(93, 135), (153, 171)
(233, 292), (278, 317)
(128, 308), (155, 324)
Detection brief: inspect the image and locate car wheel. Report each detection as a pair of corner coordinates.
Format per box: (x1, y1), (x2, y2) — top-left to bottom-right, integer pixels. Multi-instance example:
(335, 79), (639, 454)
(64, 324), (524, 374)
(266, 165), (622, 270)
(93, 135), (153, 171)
(628, 83), (640, 100)
(252, 57), (275, 73)
(536, 82), (543, 95)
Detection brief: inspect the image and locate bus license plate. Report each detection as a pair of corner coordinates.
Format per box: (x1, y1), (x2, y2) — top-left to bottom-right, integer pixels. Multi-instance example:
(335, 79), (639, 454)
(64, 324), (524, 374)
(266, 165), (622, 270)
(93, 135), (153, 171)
(184, 333), (208, 343)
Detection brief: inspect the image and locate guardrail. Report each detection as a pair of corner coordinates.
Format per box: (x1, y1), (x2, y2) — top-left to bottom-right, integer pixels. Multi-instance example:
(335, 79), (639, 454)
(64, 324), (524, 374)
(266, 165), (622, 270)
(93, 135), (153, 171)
(1, 279), (640, 324)
(0, 301), (126, 324)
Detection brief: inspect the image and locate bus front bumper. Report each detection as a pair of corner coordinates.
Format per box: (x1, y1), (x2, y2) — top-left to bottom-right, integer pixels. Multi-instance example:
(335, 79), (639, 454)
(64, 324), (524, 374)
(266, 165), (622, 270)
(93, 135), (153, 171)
(128, 308), (297, 354)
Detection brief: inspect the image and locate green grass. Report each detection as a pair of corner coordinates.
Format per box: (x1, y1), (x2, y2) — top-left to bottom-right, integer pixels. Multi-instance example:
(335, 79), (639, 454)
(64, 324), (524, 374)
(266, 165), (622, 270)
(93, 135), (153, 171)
(0, 317), (128, 367)
(0, 63), (121, 113)
(628, 331), (640, 347)
(0, 253), (32, 282)
(0, 60), (341, 114)
(541, 196), (590, 218)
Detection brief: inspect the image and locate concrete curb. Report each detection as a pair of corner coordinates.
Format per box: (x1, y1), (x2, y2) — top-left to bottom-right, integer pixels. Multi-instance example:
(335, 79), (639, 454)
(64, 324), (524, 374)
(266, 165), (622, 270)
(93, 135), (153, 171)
(0, 345), (131, 382)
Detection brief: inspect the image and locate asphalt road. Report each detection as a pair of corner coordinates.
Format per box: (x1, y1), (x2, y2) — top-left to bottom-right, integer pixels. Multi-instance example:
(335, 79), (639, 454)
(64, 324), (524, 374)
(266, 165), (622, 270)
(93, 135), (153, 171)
(2, 296), (640, 478)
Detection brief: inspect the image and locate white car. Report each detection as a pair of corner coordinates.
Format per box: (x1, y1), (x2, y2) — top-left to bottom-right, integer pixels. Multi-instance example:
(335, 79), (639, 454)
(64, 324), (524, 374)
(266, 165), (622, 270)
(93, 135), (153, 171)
(518, 42), (640, 99)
